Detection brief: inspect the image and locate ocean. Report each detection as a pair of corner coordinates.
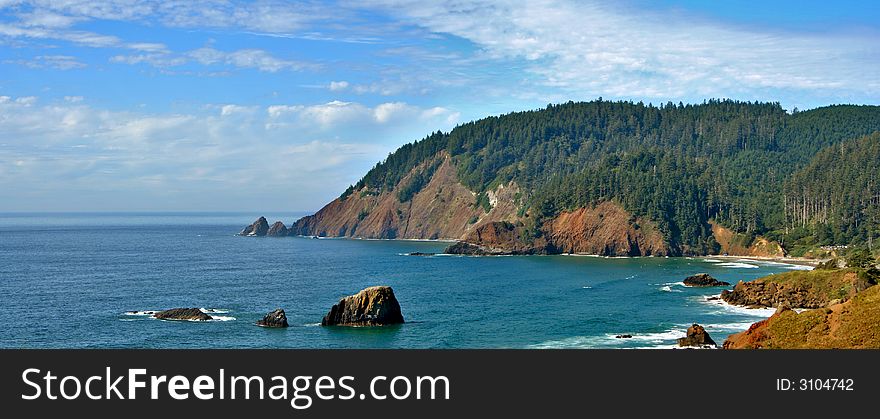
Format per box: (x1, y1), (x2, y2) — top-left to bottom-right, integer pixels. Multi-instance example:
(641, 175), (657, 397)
(0, 212), (806, 349)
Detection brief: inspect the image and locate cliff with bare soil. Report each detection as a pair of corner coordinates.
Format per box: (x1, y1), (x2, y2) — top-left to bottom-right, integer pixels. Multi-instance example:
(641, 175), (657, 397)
(291, 154), (520, 240)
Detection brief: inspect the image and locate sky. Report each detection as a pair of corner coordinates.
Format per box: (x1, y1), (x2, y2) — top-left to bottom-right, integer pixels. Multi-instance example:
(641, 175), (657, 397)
(1, 0), (878, 212)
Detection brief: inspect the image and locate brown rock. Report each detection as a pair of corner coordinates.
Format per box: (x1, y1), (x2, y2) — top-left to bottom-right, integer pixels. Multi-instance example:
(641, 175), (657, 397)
(257, 308), (289, 328)
(154, 308), (212, 321)
(683, 273), (731, 287)
(240, 216), (270, 236)
(267, 221), (289, 237)
(677, 323), (717, 348)
(322, 286), (404, 326)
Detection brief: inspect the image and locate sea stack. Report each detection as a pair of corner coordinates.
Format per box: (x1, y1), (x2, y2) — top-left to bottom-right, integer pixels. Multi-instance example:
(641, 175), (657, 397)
(677, 323), (717, 348)
(267, 221), (289, 237)
(322, 286), (404, 326)
(257, 308), (289, 328)
(240, 216), (270, 236)
(683, 273), (731, 287)
(153, 308), (213, 321)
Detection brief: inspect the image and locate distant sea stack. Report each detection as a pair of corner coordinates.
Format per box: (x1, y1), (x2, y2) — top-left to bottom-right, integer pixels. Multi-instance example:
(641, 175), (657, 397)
(322, 286), (404, 326)
(239, 217), (289, 237)
(153, 308), (213, 321)
(267, 221), (289, 237)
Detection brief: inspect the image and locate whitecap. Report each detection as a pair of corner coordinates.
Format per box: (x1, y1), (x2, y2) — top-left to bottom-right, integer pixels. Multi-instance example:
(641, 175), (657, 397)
(207, 315), (236, 322)
(528, 329), (687, 349)
(716, 262), (759, 269)
(702, 259), (722, 263)
(123, 310), (158, 316)
(200, 308), (230, 314)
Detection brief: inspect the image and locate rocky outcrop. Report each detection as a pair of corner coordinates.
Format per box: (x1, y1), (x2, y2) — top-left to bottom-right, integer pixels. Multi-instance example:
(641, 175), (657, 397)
(267, 221), (289, 237)
(256, 308), (289, 328)
(720, 269), (873, 309)
(724, 284), (880, 349)
(677, 324), (717, 348)
(322, 286), (404, 326)
(445, 221), (545, 255)
(240, 216), (270, 236)
(153, 308), (212, 321)
(683, 273), (730, 287)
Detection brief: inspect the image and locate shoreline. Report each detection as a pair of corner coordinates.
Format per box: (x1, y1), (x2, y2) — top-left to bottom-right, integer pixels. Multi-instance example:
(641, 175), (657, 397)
(296, 235), (824, 266)
(710, 254), (819, 268)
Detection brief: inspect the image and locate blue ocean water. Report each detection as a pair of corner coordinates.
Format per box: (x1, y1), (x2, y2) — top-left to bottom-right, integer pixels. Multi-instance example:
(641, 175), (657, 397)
(0, 213), (805, 349)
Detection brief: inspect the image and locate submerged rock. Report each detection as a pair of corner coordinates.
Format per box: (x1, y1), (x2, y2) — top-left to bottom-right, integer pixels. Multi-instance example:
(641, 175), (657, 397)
(322, 286), (404, 326)
(257, 308), (289, 328)
(154, 308), (212, 321)
(267, 221), (289, 237)
(677, 323), (717, 348)
(240, 216), (270, 236)
(683, 273), (731, 287)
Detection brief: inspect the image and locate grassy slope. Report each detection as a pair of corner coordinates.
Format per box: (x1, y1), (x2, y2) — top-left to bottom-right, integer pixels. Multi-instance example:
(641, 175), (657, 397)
(763, 285), (880, 349)
(724, 268), (880, 348)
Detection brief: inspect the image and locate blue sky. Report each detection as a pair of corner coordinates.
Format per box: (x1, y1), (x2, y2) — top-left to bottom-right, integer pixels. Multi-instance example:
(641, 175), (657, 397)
(1, 0), (878, 212)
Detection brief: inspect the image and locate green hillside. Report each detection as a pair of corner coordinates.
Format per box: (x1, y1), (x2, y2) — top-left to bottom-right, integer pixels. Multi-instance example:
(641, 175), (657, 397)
(340, 99), (880, 255)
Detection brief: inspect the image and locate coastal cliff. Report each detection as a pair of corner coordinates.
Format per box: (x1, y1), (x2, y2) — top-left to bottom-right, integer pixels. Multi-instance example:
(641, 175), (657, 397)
(291, 155), (510, 240)
(284, 101), (880, 256)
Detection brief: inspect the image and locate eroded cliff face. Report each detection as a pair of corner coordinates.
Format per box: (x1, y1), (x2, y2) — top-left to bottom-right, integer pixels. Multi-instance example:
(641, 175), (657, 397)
(453, 202), (670, 256)
(544, 203), (669, 256)
(710, 221), (785, 258)
(291, 154), (521, 240)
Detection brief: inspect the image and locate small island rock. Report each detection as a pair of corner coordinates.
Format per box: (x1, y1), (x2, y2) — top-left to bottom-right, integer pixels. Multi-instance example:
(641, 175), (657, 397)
(154, 308), (212, 321)
(683, 273), (731, 287)
(322, 286), (404, 326)
(257, 308), (289, 328)
(677, 323), (717, 348)
(267, 221), (289, 237)
(240, 216), (270, 236)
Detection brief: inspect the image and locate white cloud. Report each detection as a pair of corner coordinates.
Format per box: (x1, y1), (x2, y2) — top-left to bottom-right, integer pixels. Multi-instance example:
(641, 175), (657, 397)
(363, 0), (880, 100)
(111, 47), (314, 72)
(0, 96), (461, 210)
(3, 54), (87, 70)
(329, 80), (349, 91)
(267, 100), (460, 128)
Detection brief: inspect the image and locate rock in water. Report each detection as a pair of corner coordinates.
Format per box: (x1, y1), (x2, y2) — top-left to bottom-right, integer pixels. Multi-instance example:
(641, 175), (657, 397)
(683, 273), (731, 287)
(267, 221), (289, 237)
(257, 308), (289, 328)
(677, 323), (717, 348)
(322, 286), (404, 326)
(239, 216), (270, 236)
(154, 308), (212, 321)
(444, 241), (495, 255)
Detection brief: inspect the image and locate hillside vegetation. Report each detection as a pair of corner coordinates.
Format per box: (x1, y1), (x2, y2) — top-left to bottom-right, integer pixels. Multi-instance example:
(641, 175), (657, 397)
(306, 99), (880, 256)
